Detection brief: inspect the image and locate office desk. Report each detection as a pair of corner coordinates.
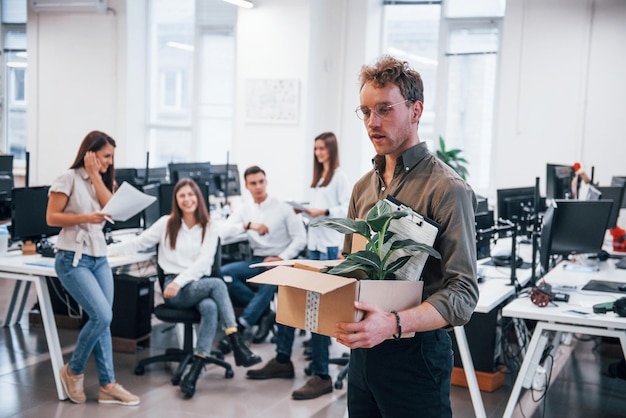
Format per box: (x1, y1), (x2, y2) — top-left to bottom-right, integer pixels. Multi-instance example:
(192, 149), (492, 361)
(0, 251), (154, 400)
(501, 259), (626, 418)
(448, 240), (535, 418)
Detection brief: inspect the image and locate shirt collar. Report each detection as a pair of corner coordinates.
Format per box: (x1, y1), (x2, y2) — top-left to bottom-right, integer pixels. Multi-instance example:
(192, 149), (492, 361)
(77, 167), (90, 181)
(372, 142), (429, 173)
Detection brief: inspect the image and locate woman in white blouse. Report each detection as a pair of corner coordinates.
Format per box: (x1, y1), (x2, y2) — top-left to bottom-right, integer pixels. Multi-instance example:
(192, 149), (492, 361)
(108, 178), (261, 399)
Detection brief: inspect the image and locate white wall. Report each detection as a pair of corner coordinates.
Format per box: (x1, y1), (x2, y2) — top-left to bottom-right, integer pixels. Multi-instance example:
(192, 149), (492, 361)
(25, 0), (626, 206)
(26, 0), (128, 186)
(493, 0), (626, 200)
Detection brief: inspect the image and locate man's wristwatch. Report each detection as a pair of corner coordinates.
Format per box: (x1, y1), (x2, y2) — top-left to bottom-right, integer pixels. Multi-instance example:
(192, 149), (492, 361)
(325, 209), (330, 216)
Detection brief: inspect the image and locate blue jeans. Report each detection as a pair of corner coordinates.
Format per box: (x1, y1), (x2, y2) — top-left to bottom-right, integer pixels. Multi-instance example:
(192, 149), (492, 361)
(308, 247), (338, 261)
(55, 250), (115, 386)
(163, 275), (237, 357)
(347, 329), (453, 418)
(221, 257), (277, 326)
(271, 247), (339, 375)
(275, 325), (329, 375)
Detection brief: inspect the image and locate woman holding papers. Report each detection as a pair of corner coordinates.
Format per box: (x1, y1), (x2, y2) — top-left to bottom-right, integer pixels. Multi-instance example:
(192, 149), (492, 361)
(108, 178), (261, 399)
(247, 132), (350, 400)
(301, 131), (351, 260)
(46, 131), (140, 406)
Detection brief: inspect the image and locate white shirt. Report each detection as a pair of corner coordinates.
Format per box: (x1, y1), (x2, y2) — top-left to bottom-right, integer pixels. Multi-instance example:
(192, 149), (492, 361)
(108, 215), (219, 289)
(219, 195), (306, 260)
(50, 168), (108, 263)
(307, 167), (351, 252)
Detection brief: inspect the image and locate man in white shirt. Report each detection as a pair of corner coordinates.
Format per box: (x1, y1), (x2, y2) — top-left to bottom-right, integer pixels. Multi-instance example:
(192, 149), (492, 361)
(220, 166), (306, 340)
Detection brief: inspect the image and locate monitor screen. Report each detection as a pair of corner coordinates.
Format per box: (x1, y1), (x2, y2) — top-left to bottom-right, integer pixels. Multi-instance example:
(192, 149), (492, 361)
(595, 186), (624, 230)
(209, 164), (241, 197)
(158, 182), (210, 217)
(115, 168), (142, 188)
(136, 166), (169, 185)
(546, 163), (574, 199)
(141, 183), (161, 228)
(10, 186), (62, 243)
(0, 154), (13, 173)
(168, 162), (212, 186)
(539, 199), (612, 271)
(610, 176), (626, 209)
(496, 186), (536, 221)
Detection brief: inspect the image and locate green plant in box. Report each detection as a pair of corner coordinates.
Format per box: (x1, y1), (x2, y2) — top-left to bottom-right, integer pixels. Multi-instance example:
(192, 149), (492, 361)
(310, 200), (441, 280)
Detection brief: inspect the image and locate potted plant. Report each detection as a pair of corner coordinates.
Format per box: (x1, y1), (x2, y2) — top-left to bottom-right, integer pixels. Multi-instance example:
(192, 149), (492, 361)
(310, 200), (441, 280)
(436, 136), (469, 181)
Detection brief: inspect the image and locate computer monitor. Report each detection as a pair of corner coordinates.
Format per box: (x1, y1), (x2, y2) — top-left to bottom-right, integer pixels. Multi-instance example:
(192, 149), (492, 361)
(610, 176), (626, 209)
(539, 199), (613, 272)
(158, 182), (210, 217)
(136, 167), (169, 185)
(209, 164), (242, 197)
(497, 186), (536, 222)
(595, 186), (624, 230)
(10, 186), (61, 243)
(546, 163), (574, 199)
(141, 183), (161, 228)
(0, 155), (13, 172)
(168, 162), (212, 186)
(115, 168), (143, 188)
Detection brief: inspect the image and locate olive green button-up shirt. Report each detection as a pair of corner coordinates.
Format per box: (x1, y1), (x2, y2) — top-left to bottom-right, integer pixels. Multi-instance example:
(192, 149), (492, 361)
(344, 142), (478, 327)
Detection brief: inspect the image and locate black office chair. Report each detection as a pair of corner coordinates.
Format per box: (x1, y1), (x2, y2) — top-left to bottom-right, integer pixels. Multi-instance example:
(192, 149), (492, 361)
(134, 240), (234, 383)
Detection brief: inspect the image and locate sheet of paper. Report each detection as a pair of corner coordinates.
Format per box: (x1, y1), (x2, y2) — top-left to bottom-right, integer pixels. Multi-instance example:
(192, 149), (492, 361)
(102, 182), (157, 222)
(286, 201), (309, 211)
(382, 197), (440, 281)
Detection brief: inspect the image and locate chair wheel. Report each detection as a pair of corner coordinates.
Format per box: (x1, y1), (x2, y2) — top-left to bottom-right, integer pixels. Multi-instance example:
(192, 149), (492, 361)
(171, 376), (181, 385)
(134, 366), (145, 375)
(225, 369), (234, 379)
(335, 381), (343, 390)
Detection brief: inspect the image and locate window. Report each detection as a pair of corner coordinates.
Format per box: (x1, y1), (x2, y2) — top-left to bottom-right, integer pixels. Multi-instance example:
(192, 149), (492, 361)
(382, 1), (504, 192)
(3, 32), (27, 160)
(147, 0), (235, 167)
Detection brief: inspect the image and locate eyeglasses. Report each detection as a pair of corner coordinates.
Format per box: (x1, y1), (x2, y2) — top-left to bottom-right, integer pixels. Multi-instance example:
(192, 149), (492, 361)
(355, 99), (411, 120)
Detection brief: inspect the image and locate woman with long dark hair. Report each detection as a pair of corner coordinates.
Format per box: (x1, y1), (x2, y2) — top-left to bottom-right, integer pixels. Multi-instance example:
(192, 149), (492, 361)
(108, 178), (261, 399)
(47, 130), (140, 406)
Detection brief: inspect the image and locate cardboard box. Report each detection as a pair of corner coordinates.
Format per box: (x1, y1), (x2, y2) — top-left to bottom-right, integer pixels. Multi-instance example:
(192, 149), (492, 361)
(247, 263), (423, 338)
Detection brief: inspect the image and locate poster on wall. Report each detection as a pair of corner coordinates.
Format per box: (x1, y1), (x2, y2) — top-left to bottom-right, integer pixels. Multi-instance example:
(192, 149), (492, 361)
(245, 79), (299, 124)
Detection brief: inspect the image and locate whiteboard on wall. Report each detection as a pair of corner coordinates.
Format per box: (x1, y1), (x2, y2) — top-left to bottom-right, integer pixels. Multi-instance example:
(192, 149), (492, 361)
(245, 79), (299, 124)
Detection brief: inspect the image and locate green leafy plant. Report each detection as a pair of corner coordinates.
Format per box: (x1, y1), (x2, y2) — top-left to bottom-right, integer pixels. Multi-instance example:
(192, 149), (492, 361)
(310, 200), (441, 280)
(436, 136), (469, 180)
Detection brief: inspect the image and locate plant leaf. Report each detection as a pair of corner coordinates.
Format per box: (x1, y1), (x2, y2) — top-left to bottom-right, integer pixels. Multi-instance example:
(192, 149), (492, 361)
(384, 255), (412, 276)
(311, 218), (370, 237)
(345, 250), (382, 270)
(389, 239), (442, 259)
(327, 259), (373, 276)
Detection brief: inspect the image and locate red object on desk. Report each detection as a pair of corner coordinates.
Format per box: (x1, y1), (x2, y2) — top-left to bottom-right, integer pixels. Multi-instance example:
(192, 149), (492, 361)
(610, 227), (626, 252)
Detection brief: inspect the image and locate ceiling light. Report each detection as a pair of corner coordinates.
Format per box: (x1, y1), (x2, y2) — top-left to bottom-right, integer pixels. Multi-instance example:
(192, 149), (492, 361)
(166, 41), (194, 52)
(223, 0), (254, 8)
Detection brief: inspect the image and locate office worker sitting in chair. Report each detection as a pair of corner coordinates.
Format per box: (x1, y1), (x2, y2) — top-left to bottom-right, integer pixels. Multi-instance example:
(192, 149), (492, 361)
(108, 178), (261, 398)
(220, 165), (307, 342)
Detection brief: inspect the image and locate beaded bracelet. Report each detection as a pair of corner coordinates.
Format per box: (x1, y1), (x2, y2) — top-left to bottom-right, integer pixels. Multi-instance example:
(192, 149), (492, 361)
(391, 310), (402, 340)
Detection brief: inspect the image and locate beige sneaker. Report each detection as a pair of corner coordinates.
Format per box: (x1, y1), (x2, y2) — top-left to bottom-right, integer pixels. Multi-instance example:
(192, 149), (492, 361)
(98, 383), (140, 406)
(59, 363), (86, 404)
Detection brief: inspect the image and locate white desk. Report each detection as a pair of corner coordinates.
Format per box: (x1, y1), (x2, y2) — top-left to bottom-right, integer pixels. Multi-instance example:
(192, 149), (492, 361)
(0, 251), (154, 400)
(501, 258), (626, 418)
(452, 239), (536, 418)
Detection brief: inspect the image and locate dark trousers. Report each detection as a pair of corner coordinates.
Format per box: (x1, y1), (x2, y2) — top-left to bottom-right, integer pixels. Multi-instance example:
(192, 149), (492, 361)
(347, 329), (453, 418)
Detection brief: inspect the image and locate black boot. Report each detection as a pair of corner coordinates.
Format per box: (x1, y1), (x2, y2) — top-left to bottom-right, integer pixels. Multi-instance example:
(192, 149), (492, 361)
(229, 332), (262, 367)
(180, 356), (204, 399)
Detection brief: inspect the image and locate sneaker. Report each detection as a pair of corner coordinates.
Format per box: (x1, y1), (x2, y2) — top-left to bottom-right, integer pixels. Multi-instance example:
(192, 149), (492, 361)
(98, 383), (140, 406)
(246, 358), (295, 380)
(59, 363), (86, 404)
(292, 375), (333, 400)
